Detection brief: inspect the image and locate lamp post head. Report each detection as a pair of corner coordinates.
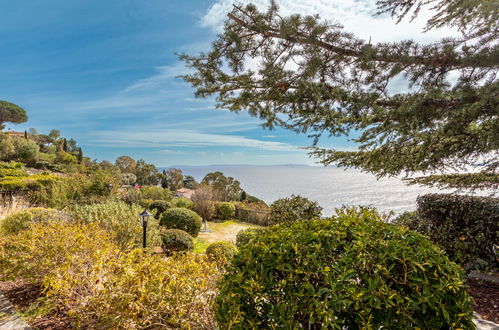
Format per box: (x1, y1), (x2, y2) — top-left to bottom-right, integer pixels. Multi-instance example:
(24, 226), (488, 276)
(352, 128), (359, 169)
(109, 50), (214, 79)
(139, 210), (151, 227)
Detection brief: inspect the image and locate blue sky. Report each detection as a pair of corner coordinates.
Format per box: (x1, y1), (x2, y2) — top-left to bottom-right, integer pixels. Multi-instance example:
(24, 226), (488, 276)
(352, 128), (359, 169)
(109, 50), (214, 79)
(0, 0), (452, 166)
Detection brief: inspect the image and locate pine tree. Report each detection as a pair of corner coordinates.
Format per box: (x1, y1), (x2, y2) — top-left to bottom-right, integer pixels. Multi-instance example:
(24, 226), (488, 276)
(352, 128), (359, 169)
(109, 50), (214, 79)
(63, 138), (68, 152)
(77, 147), (83, 163)
(181, 0), (498, 190)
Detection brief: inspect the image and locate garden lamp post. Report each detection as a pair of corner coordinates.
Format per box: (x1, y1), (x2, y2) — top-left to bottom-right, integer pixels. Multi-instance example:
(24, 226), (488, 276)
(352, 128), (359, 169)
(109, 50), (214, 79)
(139, 210), (151, 248)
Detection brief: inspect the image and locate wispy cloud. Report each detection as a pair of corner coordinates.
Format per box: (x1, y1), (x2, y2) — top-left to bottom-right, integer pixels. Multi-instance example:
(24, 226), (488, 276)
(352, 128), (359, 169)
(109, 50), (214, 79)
(87, 129), (301, 151)
(123, 62), (190, 92)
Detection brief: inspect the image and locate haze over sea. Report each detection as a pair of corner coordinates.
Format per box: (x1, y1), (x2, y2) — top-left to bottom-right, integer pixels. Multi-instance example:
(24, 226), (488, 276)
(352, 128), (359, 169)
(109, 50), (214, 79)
(169, 165), (452, 217)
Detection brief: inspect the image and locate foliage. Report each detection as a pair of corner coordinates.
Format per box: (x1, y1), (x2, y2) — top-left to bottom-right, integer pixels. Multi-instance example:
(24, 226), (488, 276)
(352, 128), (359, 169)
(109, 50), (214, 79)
(181, 2), (499, 190)
(140, 185), (172, 201)
(216, 207), (474, 329)
(160, 207), (202, 237)
(234, 202), (271, 226)
(160, 229), (194, 254)
(121, 172), (137, 185)
(12, 138), (39, 163)
(70, 251), (218, 329)
(165, 168), (184, 190)
(201, 171), (243, 201)
(54, 150), (77, 164)
(0, 207), (68, 235)
(0, 100), (28, 128)
(115, 155), (136, 173)
(414, 193), (499, 271)
(235, 228), (265, 248)
(0, 222), (218, 329)
(0, 172), (60, 190)
(0, 221), (117, 282)
(67, 200), (161, 249)
(183, 175), (198, 189)
(172, 197), (194, 209)
(269, 194), (322, 225)
(134, 159), (160, 186)
(148, 200), (172, 218)
(0, 133), (14, 159)
(206, 241), (238, 267)
(192, 185), (219, 220)
(216, 202), (236, 220)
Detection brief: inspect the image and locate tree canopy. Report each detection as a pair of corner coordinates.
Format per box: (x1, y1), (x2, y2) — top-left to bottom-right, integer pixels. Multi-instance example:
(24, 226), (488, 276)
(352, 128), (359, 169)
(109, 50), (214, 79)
(181, 0), (498, 190)
(0, 100), (28, 129)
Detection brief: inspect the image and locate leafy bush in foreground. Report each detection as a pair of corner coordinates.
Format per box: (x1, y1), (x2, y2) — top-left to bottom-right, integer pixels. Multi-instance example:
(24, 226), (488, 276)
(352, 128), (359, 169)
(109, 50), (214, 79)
(0, 222), (219, 329)
(160, 207), (202, 237)
(417, 193), (499, 271)
(216, 202), (235, 220)
(0, 207), (68, 235)
(235, 228), (265, 248)
(269, 194), (322, 225)
(0, 221), (117, 282)
(161, 229), (193, 254)
(67, 200), (161, 249)
(206, 241), (238, 267)
(216, 207), (474, 329)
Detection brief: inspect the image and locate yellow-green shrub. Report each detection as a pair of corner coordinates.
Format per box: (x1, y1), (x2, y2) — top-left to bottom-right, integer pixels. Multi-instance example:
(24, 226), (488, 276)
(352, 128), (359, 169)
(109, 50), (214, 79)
(140, 186), (172, 201)
(66, 200), (161, 249)
(0, 207), (68, 235)
(172, 197), (194, 209)
(0, 221), (118, 282)
(73, 251), (219, 329)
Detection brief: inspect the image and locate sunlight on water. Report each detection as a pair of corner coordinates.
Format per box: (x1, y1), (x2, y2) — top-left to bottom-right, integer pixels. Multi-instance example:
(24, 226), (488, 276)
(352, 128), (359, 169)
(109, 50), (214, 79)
(176, 165), (456, 216)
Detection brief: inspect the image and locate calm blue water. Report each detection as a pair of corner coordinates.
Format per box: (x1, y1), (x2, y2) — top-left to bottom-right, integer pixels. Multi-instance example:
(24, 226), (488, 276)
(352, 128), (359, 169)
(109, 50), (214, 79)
(166, 165), (454, 216)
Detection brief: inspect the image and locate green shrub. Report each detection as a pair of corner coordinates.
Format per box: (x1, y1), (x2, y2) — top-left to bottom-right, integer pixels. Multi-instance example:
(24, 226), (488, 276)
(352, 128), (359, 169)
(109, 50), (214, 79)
(392, 211), (421, 231)
(235, 228), (265, 248)
(12, 138), (39, 163)
(148, 200), (171, 218)
(206, 241), (238, 267)
(67, 200), (161, 249)
(216, 202), (236, 220)
(172, 197), (194, 209)
(269, 194), (322, 225)
(140, 186), (172, 201)
(160, 207), (202, 237)
(160, 229), (193, 253)
(0, 207), (68, 235)
(416, 193), (499, 271)
(216, 207), (474, 329)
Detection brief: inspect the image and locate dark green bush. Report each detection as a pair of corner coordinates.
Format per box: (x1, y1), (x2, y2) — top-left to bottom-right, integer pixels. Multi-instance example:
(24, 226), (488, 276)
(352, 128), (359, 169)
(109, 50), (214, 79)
(206, 241), (238, 266)
(160, 229), (193, 254)
(216, 202), (235, 220)
(235, 228), (265, 248)
(160, 207), (202, 237)
(216, 207), (474, 329)
(149, 200), (172, 218)
(269, 194), (322, 225)
(416, 193), (499, 271)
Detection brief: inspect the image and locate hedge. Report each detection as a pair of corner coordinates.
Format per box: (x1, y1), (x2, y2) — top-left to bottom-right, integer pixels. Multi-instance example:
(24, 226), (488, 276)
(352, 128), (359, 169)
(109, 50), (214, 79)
(416, 193), (499, 271)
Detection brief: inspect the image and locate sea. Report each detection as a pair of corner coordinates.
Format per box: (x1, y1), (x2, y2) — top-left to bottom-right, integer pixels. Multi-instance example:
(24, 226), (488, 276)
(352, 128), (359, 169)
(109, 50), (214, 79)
(168, 165), (458, 217)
